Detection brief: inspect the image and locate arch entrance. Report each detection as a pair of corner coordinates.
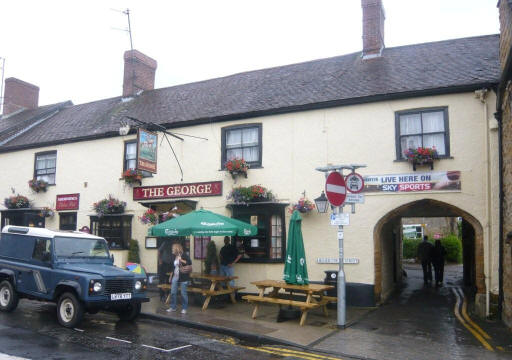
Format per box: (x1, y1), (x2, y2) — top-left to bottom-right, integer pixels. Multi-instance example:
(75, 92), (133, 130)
(374, 199), (484, 305)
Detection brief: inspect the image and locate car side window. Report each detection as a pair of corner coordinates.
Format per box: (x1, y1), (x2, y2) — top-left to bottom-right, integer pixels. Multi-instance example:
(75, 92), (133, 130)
(32, 238), (52, 262)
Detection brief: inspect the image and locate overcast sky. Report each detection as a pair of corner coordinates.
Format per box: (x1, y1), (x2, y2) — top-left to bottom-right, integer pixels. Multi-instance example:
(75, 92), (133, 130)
(0, 0), (500, 107)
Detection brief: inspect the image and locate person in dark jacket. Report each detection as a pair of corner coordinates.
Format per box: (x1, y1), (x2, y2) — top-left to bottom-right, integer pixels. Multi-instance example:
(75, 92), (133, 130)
(431, 240), (447, 287)
(417, 235), (433, 285)
(166, 243), (192, 314)
(219, 236), (241, 287)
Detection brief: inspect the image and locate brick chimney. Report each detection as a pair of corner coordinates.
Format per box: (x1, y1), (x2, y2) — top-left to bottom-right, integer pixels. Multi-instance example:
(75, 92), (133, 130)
(361, 0), (385, 59)
(123, 50), (157, 97)
(2, 77), (39, 115)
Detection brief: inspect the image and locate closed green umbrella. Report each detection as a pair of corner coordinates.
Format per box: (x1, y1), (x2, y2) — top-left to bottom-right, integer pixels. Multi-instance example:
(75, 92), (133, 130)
(283, 210), (309, 285)
(149, 209), (257, 237)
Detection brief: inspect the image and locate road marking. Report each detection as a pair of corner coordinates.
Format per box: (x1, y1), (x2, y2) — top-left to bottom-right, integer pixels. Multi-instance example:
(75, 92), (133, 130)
(73, 328), (84, 332)
(245, 345), (341, 360)
(141, 344), (192, 352)
(497, 346), (505, 351)
(262, 346), (342, 360)
(456, 288), (491, 340)
(0, 354), (30, 360)
(105, 336), (132, 344)
(452, 289), (493, 351)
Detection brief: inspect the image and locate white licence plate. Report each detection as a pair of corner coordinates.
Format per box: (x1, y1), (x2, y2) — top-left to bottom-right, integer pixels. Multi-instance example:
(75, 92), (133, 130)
(111, 293), (132, 301)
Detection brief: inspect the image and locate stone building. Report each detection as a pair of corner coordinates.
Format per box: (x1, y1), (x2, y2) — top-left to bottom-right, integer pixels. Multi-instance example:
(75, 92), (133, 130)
(0, 0), (501, 314)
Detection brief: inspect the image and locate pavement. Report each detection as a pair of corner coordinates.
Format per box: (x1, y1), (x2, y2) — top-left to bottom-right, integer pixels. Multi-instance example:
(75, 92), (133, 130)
(142, 264), (512, 360)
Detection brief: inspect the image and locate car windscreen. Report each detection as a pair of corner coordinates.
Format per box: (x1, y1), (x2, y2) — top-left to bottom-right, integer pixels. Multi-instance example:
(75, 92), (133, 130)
(54, 236), (109, 258)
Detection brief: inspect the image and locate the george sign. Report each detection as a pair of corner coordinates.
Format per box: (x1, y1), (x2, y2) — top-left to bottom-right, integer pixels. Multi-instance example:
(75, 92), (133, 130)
(137, 129), (158, 174)
(330, 213), (350, 226)
(56, 194), (80, 211)
(345, 193), (365, 204)
(345, 173), (365, 193)
(362, 171), (461, 193)
(133, 181), (223, 200)
(317, 257), (359, 264)
(325, 171), (346, 207)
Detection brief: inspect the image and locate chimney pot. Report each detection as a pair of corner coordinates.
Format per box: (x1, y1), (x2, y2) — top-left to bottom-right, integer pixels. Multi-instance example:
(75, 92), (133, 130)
(123, 50), (157, 97)
(361, 0), (385, 59)
(2, 77), (39, 115)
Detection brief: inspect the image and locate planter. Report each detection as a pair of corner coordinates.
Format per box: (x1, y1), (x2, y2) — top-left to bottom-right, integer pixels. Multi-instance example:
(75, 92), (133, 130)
(230, 170), (248, 180)
(412, 160), (434, 171)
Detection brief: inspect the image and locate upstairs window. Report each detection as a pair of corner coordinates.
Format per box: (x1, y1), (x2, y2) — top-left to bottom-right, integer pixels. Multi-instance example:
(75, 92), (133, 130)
(124, 141), (151, 177)
(396, 108), (450, 160)
(221, 124), (262, 168)
(34, 151), (57, 184)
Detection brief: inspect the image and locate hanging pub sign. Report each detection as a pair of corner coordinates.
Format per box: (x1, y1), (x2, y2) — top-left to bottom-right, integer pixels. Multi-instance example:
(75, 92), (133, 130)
(362, 171), (461, 193)
(133, 181), (223, 200)
(56, 194), (80, 211)
(137, 128), (158, 174)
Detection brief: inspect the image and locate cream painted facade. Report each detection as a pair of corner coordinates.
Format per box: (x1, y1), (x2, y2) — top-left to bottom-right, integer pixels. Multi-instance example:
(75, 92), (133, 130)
(0, 91), (499, 304)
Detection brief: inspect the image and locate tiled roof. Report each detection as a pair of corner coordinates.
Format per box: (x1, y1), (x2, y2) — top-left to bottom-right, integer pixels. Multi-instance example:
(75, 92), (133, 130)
(0, 34), (500, 151)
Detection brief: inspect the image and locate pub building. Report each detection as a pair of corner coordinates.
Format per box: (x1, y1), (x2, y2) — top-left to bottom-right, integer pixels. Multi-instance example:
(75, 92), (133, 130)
(0, 1), (501, 314)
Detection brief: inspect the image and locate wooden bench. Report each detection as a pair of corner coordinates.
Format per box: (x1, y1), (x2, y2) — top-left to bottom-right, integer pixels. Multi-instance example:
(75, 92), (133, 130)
(244, 280), (335, 326)
(158, 274), (244, 311)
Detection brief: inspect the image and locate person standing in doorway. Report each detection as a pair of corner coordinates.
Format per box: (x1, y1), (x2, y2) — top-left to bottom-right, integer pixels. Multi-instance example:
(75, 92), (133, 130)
(431, 240), (447, 287)
(417, 235), (433, 285)
(167, 243), (192, 314)
(220, 236), (241, 287)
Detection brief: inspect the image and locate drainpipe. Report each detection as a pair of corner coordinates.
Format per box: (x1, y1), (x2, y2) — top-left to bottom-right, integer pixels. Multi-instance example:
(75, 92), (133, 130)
(475, 88), (491, 317)
(495, 109), (504, 320)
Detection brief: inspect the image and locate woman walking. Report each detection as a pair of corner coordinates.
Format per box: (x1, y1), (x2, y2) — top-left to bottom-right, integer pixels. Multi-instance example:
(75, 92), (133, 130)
(431, 240), (447, 287)
(167, 243), (192, 314)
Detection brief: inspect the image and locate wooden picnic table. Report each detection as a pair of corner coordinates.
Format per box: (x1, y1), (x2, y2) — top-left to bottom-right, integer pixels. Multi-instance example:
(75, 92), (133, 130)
(158, 272), (244, 311)
(242, 280), (336, 326)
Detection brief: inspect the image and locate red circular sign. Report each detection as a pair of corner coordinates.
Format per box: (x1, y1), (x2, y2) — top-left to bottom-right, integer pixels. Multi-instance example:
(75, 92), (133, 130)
(345, 173), (365, 194)
(325, 171), (347, 207)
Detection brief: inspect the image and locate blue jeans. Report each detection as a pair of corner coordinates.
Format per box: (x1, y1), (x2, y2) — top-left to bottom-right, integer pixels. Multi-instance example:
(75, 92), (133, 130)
(170, 278), (188, 310)
(220, 265), (235, 287)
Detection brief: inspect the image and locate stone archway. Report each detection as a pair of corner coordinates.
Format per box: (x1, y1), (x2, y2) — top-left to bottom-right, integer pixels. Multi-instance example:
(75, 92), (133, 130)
(373, 199), (484, 304)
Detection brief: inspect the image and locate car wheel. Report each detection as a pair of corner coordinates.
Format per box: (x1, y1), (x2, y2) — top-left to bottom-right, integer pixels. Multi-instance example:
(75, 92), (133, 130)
(117, 302), (141, 321)
(0, 280), (18, 312)
(57, 292), (84, 328)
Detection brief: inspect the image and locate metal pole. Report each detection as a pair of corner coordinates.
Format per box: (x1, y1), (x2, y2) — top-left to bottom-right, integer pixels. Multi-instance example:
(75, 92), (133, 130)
(338, 222), (346, 328)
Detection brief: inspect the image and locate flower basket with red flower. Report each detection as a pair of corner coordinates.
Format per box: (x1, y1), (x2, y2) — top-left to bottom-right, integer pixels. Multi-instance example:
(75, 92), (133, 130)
(227, 185), (274, 205)
(290, 198), (315, 214)
(225, 157), (249, 179)
(404, 147), (439, 171)
(121, 169), (142, 185)
(28, 179), (49, 193)
(92, 195), (126, 217)
(139, 208), (158, 225)
(4, 195), (31, 209)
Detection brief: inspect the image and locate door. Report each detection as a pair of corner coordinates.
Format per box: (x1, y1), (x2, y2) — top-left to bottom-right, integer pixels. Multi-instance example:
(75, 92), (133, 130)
(20, 238), (53, 299)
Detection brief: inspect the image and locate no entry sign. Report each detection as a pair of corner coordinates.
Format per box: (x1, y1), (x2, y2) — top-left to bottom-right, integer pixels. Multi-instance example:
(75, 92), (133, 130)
(325, 171), (346, 207)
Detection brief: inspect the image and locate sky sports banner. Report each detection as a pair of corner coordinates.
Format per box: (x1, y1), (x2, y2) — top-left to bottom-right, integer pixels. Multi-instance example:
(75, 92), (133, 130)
(362, 171), (461, 193)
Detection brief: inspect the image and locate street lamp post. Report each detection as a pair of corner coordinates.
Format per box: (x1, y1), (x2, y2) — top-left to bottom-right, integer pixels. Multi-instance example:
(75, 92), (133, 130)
(315, 164), (366, 329)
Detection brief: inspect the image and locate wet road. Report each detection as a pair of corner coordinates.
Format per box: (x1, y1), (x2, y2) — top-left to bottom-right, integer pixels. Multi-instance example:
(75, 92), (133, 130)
(0, 299), (284, 360)
(314, 264), (512, 360)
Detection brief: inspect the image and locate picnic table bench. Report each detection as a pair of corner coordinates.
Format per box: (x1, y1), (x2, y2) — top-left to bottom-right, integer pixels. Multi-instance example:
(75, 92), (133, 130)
(158, 272), (245, 311)
(242, 280), (335, 326)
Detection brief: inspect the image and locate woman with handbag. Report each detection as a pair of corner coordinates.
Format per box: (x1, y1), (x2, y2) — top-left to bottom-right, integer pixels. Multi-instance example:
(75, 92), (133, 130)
(167, 243), (192, 314)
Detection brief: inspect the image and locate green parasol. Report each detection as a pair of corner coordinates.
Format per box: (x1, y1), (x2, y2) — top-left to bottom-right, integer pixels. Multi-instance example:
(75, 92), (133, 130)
(149, 209), (257, 237)
(283, 210), (309, 285)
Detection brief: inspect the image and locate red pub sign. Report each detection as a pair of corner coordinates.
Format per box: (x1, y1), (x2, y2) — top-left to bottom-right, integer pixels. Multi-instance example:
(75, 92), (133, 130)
(133, 181), (223, 201)
(56, 193), (80, 211)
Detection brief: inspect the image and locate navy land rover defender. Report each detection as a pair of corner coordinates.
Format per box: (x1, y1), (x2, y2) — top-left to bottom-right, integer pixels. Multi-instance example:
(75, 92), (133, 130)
(0, 226), (149, 328)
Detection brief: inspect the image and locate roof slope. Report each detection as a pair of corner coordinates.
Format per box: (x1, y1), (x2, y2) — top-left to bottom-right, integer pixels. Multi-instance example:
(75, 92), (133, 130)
(0, 34), (500, 151)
